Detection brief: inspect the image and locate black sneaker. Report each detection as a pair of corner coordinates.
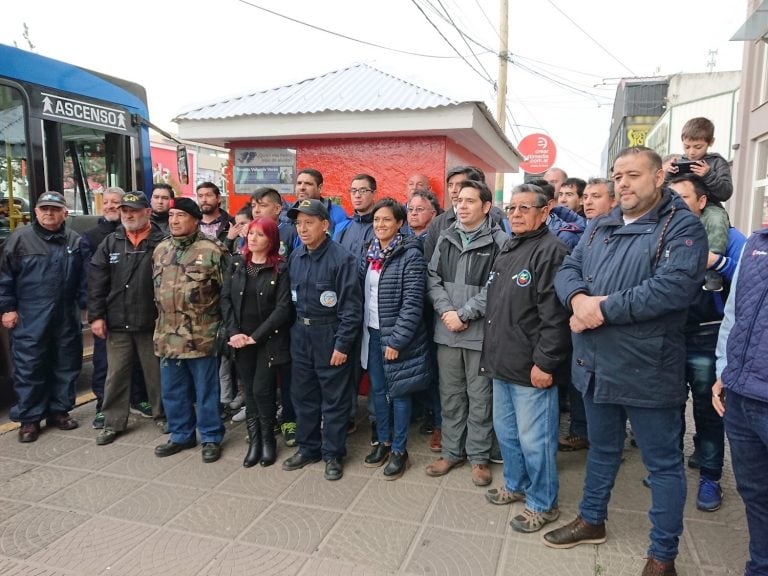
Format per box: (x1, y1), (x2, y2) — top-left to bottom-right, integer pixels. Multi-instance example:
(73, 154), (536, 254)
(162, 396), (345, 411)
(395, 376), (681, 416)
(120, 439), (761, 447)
(92, 412), (105, 429)
(129, 401), (153, 418)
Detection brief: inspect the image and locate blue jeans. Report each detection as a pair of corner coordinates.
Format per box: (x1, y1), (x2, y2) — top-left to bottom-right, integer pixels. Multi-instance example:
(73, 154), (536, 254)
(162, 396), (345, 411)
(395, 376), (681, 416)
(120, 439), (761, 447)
(493, 379), (559, 512)
(725, 390), (768, 576)
(581, 385), (686, 563)
(368, 329), (411, 453)
(685, 331), (724, 480)
(160, 356), (224, 444)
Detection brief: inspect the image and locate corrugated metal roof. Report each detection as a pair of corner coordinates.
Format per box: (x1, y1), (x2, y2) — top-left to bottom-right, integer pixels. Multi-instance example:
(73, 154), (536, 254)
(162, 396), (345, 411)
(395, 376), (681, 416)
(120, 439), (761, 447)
(174, 64), (458, 121)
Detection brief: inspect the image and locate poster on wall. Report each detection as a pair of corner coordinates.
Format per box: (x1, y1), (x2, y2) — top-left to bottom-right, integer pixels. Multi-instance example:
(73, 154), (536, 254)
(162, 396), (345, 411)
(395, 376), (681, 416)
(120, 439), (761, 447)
(233, 148), (296, 195)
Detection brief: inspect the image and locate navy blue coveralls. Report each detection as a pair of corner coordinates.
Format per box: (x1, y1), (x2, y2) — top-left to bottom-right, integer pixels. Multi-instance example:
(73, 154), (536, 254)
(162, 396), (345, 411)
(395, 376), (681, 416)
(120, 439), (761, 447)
(288, 235), (362, 461)
(0, 222), (85, 423)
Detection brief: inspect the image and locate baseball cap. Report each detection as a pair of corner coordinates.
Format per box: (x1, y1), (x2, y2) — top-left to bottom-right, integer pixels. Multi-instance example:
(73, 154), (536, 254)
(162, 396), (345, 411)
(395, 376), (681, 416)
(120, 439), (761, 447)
(120, 192), (150, 209)
(287, 199), (329, 221)
(36, 191), (67, 209)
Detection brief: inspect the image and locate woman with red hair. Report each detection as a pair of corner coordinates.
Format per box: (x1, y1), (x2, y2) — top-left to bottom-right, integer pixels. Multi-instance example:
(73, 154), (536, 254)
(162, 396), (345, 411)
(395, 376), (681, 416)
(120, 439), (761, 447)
(221, 217), (292, 467)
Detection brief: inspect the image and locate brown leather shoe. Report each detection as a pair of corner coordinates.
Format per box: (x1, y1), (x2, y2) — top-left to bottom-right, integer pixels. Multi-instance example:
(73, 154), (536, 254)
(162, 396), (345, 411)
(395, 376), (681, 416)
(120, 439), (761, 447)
(558, 435), (589, 451)
(471, 463), (492, 486)
(428, 428), (442, 453)
(46, 414), (79, 430)
(18, 422), (40, 443)
(542, 515), (607, 549)
(641, 557), (677, 576)
(425, 457), (465, 477)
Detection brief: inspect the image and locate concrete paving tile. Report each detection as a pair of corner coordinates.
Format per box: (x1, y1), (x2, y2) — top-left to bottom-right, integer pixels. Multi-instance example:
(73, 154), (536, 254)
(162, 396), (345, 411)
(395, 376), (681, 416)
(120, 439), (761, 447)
(280, 469), (369, 511)
(682, 473), (745, 527)
(0, 506), (89, 559)
(0, 498), (31, 523)
(595, 551), (701, 576)
(391, 450), (450, 485)
(197, 542), (307, 576)
(41, 473), (144, 512)
(1, 466), (86, 502)
(102, 446), (186, 480)
(0, 434), (88, 463)
(298, 557), (397, 576)
(498, 536), (596, 576)
(112, 418), (168, 447)
(28, 516), (155, 572)
(154, 453), (241, 489)
(590, 509), (696, 565)
(240, 502), (341, 553)
(104, 529), (227, 576)
(0, 557), (74, 576)
(217, 463), (301, 500)
(426, 488), (510, 536)
(319, 514), (419, 571)
(168, 492), (270, 539)
(103, 482), (206, 526)
(438, 461), (495, 493)
(683, 517), (750, 572)
(0, 457), (36, 482)
(405, 526), (504, 576)
(351, 479), (436, 523)
(49, 442), (138, 472)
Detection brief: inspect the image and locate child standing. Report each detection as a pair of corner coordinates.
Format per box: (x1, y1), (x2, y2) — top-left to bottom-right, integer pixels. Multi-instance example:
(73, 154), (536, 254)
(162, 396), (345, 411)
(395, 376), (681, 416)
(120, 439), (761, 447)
(665, 117), (733, 291)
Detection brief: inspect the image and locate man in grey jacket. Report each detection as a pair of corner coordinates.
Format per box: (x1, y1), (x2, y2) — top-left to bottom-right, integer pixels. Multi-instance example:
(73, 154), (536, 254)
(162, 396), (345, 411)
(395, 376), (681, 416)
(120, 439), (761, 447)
(425, 179), (507, 487)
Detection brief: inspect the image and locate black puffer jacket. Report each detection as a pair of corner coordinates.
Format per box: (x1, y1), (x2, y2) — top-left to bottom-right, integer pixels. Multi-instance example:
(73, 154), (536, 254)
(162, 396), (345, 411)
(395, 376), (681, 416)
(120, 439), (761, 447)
(87, 224), (166, 331)
(220, 255), (293, 366)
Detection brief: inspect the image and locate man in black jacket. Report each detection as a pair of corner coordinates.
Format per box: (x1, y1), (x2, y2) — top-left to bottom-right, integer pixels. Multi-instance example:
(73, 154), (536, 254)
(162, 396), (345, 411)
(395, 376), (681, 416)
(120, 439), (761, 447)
(88, 192), (166, 445)
(479, 184), (571, 533)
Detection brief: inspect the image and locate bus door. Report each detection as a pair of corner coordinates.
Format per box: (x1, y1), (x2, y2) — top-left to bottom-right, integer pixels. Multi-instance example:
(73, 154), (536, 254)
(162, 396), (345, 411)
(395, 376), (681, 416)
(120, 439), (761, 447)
(0, 83), (30, 244)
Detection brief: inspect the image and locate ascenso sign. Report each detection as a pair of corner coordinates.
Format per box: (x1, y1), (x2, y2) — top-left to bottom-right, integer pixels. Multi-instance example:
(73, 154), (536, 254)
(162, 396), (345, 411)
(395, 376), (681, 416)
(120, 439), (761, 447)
(41, 92), (128, 132)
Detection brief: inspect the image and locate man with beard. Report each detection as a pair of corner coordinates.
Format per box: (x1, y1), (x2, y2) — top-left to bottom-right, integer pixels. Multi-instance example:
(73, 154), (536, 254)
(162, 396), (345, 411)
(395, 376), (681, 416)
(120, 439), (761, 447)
(197, 182), (234, 243)
(150, 183), (174, 235)
(89, 192), (166, 444)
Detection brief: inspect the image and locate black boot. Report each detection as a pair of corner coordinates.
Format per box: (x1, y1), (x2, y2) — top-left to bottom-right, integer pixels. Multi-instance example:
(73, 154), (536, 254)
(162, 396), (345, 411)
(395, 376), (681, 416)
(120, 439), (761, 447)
(260, 418), (277, 467)
(244, 417), (261, 468)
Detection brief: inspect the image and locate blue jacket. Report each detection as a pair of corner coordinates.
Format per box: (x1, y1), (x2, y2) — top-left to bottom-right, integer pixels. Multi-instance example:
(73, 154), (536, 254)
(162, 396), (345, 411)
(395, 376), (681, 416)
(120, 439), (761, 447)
(547, 206), (585, 250)
(718, 228), (768, 403)
(360, 236), (431, 397)
(555, 189), (708, 407)
(337, 211), (374, 263)
(288, 236), (362, 355)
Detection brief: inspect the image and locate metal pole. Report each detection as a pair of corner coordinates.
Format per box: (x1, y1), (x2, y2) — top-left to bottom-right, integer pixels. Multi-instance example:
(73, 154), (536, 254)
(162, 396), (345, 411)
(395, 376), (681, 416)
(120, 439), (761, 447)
(495, 0), (509, 205)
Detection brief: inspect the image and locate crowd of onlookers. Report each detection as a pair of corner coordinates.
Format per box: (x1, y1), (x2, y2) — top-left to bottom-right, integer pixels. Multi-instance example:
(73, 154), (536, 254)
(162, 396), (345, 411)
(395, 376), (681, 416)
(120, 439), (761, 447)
(0, 116), (766, 576)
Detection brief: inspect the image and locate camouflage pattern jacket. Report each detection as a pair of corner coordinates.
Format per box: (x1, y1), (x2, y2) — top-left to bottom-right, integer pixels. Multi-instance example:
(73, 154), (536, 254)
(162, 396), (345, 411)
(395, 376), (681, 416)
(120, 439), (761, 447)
(152, 231), (227, 359)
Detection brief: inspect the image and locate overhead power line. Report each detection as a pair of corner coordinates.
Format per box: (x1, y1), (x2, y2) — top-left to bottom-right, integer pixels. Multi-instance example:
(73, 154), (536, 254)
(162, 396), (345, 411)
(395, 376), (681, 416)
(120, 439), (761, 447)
(434, 0), (496, 84)
(546, 0), (637, 76)
(236, 0), (469, 59)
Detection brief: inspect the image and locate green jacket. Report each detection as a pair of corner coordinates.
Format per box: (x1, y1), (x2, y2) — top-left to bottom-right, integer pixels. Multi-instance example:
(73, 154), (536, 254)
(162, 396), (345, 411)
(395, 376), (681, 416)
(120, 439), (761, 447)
(152, 231), (227, 359)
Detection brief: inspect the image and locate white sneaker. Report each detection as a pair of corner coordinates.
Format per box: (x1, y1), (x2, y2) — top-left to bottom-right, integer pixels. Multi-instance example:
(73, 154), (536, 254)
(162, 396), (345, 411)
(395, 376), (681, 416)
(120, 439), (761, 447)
(231, 406), (246, 423)
(229, 392), (244, 410)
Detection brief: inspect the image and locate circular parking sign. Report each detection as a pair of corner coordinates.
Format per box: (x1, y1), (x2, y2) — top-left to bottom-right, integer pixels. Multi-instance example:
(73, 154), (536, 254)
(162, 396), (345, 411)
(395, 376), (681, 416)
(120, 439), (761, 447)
(517, 133), (557, 174)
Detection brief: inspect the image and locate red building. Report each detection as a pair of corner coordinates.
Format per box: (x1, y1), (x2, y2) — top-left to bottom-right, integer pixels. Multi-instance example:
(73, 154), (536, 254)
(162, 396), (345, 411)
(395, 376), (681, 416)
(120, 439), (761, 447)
(174, 64), (521, 216)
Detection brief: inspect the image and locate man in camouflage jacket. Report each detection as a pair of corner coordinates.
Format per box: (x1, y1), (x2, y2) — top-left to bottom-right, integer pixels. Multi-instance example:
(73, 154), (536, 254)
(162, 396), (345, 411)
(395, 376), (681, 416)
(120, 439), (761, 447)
(151, 197), (228, 463)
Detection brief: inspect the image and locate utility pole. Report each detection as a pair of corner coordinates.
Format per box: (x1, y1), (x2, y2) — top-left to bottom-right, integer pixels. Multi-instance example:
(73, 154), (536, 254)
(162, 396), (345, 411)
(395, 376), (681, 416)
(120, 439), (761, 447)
(495, 0), (509, 205)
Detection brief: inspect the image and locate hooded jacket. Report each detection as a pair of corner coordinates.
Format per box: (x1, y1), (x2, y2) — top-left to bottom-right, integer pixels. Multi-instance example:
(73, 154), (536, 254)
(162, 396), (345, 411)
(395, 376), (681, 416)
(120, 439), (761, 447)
(555, 189), (707, 407)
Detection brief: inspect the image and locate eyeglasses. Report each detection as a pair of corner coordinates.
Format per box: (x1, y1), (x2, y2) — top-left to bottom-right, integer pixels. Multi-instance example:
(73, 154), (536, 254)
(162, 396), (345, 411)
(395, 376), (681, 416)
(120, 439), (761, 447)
(349, 188), (373, 196)
(504, 204), (546, 214)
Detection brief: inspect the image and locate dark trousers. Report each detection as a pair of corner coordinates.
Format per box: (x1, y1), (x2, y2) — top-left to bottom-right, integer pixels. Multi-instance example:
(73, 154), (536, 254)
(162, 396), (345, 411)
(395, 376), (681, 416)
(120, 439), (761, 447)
(102, 331), (162, 431)
(724, 390), (768, 576)
(278, 362), (296, 423)
(92, 336), (108, 411)
(10, 313), (81, 423)
(234, 344), (277, 424)
(290, 322), (350, 461)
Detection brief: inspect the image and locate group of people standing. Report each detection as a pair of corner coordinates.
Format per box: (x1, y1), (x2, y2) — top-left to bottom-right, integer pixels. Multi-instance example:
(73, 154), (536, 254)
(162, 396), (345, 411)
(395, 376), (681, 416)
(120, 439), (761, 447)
(0, 117), (766, 575)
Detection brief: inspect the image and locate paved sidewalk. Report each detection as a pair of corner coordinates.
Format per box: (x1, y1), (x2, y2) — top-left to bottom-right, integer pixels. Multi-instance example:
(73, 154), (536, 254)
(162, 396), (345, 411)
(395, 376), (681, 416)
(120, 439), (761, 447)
(0, 400), (749, 575)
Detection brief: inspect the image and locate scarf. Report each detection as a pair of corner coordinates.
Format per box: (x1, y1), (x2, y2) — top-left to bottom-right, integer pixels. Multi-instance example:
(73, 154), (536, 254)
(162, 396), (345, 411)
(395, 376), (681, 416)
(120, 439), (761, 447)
(366, 234), (403, 272)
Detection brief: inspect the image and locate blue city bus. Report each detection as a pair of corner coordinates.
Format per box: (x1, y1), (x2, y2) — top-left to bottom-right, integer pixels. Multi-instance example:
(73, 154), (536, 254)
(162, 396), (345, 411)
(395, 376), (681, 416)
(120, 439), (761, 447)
(0, 43), (154, 405)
